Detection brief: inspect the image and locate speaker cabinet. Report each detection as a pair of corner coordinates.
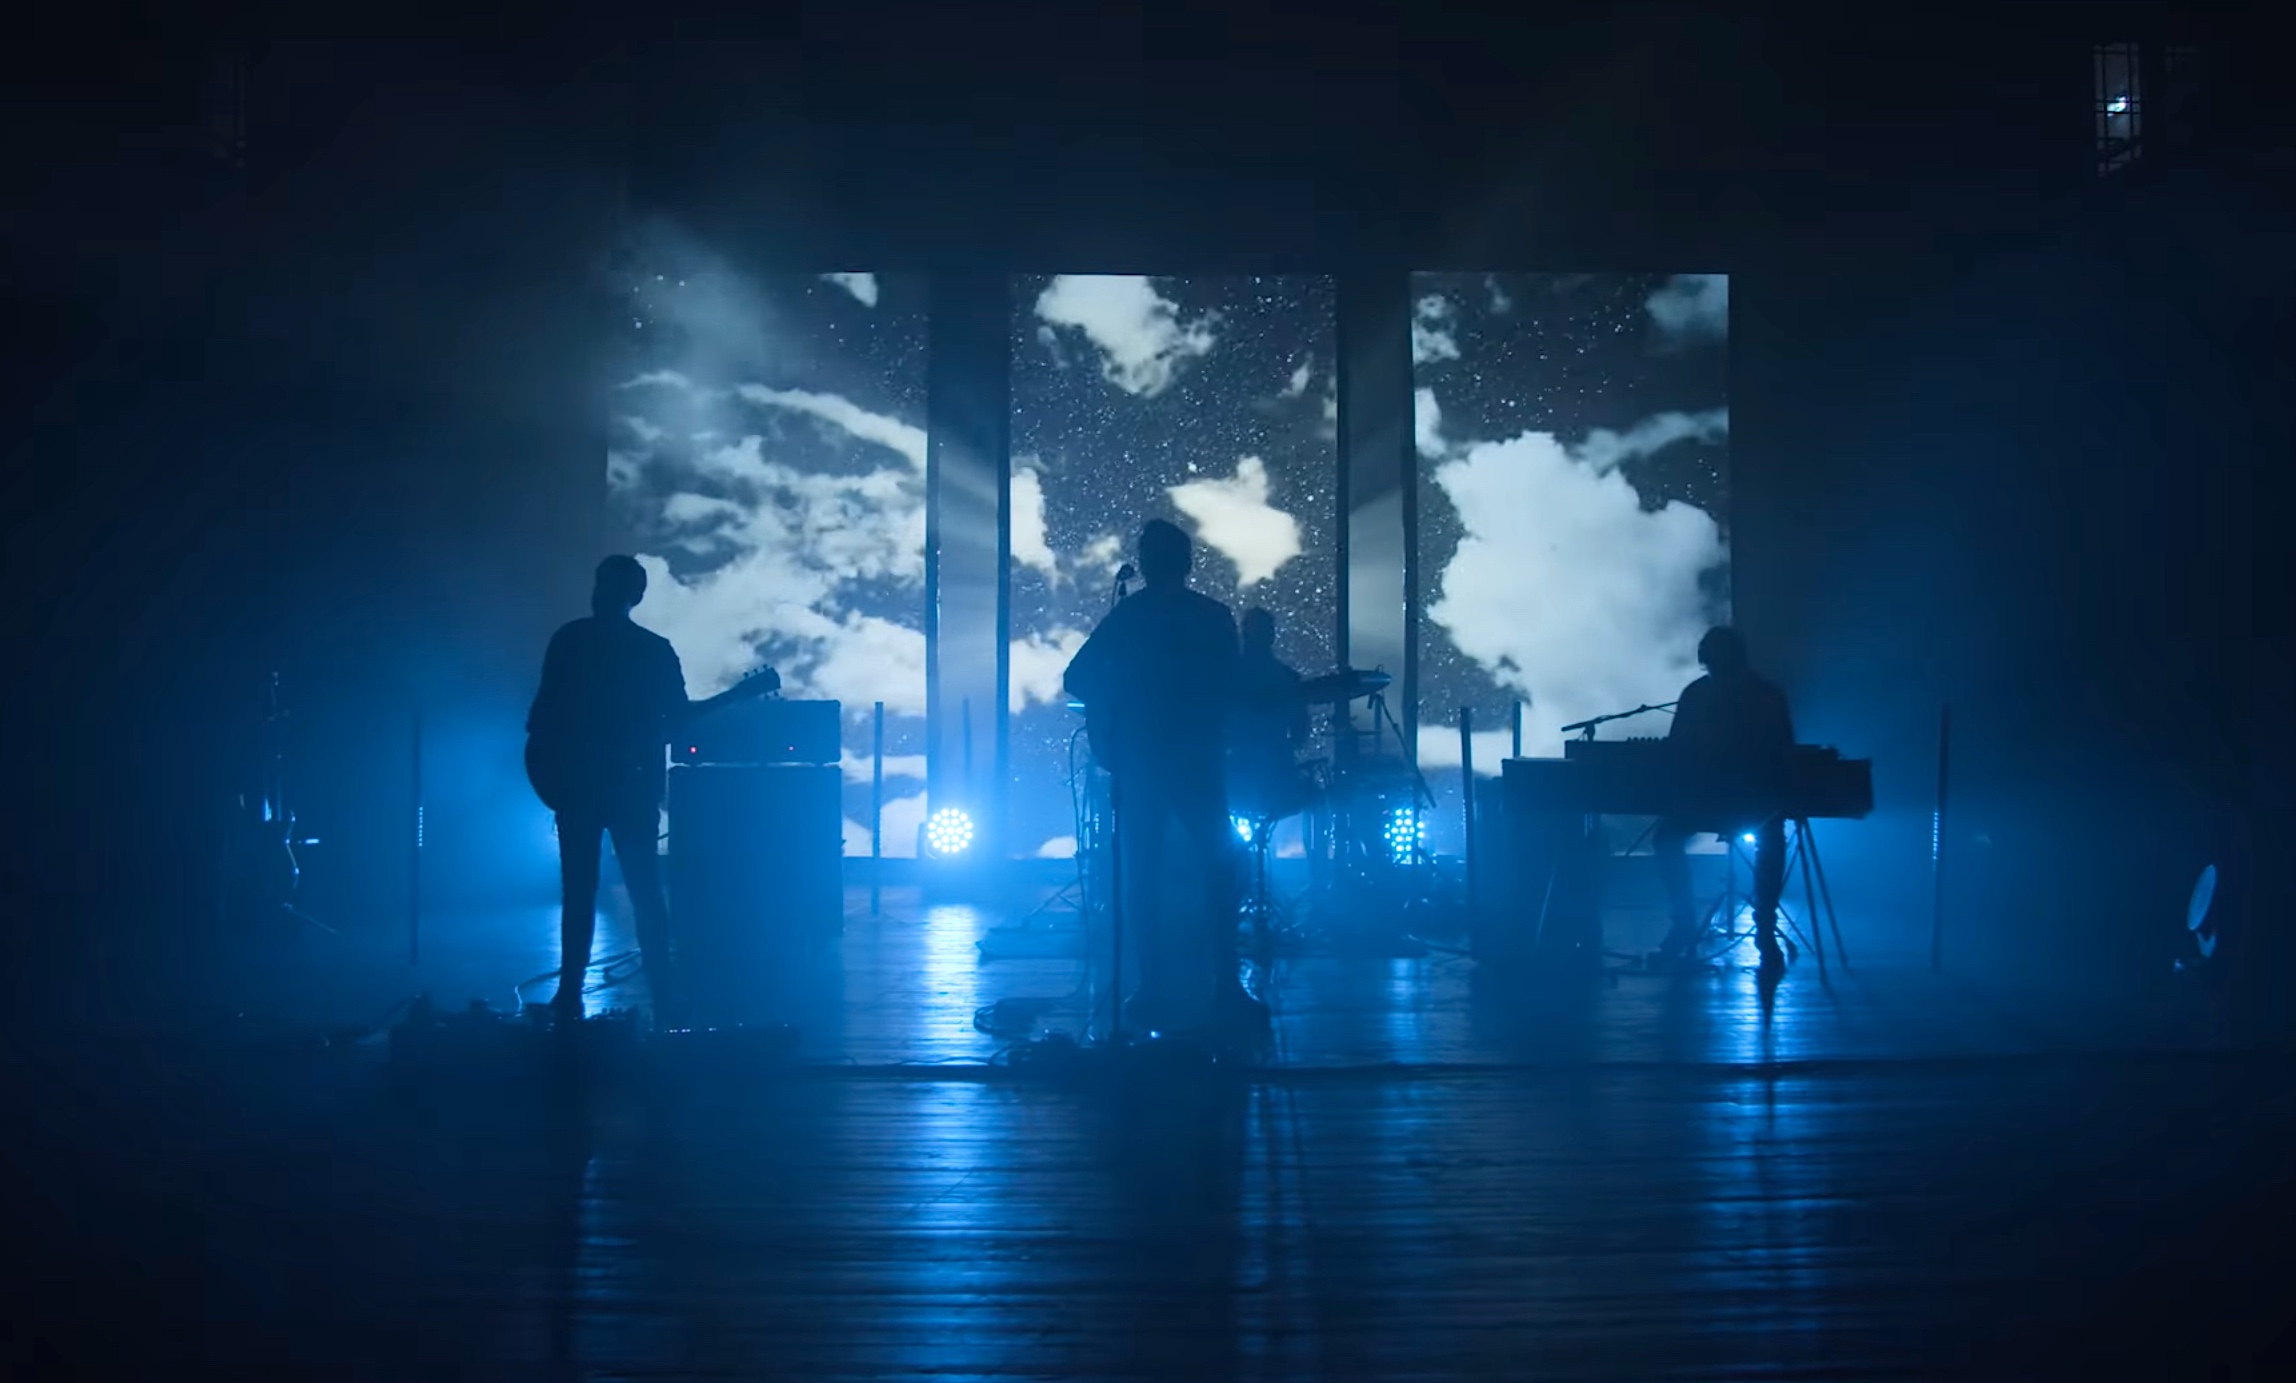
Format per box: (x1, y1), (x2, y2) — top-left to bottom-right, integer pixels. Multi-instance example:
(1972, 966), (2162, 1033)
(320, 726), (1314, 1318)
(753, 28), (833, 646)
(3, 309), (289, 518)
(667, 766), (843, 980)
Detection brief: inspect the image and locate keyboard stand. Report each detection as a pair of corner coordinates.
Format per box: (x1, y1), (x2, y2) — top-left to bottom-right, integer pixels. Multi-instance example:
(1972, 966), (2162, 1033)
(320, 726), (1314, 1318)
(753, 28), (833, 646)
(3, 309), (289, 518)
(1692, 818), (1848, 979)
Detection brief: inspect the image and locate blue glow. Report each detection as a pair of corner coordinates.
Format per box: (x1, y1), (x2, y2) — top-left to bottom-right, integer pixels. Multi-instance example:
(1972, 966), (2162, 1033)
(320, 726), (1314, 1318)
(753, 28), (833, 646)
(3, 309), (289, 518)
(924, 807), (975, 858)
(1741, 832), (1757, 845)
(1232, 815), (1255, 844)
(1382, 808), (1423, 864)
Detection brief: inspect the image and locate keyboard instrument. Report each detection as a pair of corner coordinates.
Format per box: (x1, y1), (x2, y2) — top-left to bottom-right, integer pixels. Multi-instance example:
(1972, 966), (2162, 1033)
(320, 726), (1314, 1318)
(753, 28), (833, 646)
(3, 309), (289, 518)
(1502, 738), (1874, 821)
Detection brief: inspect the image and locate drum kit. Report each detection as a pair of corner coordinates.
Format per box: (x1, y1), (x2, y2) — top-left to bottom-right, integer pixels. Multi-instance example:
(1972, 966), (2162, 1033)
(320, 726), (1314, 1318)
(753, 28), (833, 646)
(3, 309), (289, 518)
(1289, 668), (1443, 939)
(1069, 663), (1442, 949)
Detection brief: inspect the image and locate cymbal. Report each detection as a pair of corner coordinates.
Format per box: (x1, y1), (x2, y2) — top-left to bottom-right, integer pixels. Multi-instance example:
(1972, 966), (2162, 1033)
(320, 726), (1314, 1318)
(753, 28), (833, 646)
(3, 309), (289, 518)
(1298, 668), (1392, 705)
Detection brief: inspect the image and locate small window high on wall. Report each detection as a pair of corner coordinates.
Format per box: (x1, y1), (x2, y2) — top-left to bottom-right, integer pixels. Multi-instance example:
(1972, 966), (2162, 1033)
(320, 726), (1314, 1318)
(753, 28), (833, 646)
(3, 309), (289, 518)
(2095, 42), (2143, 175)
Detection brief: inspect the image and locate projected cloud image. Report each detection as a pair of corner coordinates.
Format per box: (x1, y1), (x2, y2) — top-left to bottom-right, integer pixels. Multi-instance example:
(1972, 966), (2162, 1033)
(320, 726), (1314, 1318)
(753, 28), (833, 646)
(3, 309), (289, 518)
(1010, 274), (1338, 856)
(608, 236), (929, 854)
(1414, 272), (1730, 843)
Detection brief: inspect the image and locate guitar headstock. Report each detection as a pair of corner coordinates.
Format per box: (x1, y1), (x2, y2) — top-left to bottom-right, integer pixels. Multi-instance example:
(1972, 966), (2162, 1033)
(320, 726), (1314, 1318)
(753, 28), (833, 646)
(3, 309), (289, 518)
(735, 664), (782, 699)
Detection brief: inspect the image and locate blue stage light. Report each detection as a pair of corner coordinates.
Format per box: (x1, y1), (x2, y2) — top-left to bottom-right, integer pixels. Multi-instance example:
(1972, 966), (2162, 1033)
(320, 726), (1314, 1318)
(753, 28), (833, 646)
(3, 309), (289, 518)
(1741, 832), (1757, 845)
(1382, 807), (1423, 864)
(924, 807), (975, 859)
(1232, 815), (1255, 844)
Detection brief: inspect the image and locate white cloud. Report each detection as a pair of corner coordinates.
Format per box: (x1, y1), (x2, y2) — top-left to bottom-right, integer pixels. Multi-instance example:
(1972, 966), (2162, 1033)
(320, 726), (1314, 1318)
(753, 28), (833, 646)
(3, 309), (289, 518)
(615, 386), (929, 727)
(1412, 294), (1460, 365)
(1168, 456), (1303, 589)
(844, 791), (927, 859)
(805, 613), (929, 717)
(736, 385), (928, 470)
(841, 751), (928, 784)
(620, 368), (696, 393)
(1033, 275), (1216, 398)
(1414, 727), (1520, 779)
(1576, 409), (1729, 474)
(1424, 399), (1726, 762)
(1036, 836), (1078, 859)
(821, 272), (880, 307)
(1414, 387), (1447, 458)
(1645, 274), (1729, 342)
(1010, 628), (1089, 713)
(1078, 533), (1124, 575)
(1486, 276), (1514, 314)
(660, 491), (745, 527)
(1011, 466), (1058, 577)
(1283, 358), (1313, 398)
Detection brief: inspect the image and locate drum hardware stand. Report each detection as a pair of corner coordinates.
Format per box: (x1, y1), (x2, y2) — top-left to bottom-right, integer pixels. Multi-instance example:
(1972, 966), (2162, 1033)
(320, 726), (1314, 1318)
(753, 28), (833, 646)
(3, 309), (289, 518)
(1236, 813), (1310, 959)
(225, 671), (338, 938)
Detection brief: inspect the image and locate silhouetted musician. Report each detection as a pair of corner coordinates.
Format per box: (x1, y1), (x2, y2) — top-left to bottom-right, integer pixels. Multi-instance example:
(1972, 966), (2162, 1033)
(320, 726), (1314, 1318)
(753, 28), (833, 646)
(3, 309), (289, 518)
(1065, 520), (1252, 1037)
(525, 557), (685, 1016)
(1655, 626), (1795, 972)
(1227, 607), (1311, 823)
(525, 556), (780, 1018)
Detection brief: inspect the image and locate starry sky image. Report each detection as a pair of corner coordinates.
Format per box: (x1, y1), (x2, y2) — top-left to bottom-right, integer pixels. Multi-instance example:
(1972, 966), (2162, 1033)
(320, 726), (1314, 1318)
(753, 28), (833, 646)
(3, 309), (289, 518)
(606, 239), (933, 855)
(1411, 271), (1731, 843)
(1007, 274), (1339, 857)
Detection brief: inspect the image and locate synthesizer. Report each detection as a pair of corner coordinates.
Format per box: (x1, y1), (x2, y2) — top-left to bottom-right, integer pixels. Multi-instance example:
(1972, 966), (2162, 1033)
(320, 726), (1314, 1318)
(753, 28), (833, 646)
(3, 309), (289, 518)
(1502, 738), (1874, 821)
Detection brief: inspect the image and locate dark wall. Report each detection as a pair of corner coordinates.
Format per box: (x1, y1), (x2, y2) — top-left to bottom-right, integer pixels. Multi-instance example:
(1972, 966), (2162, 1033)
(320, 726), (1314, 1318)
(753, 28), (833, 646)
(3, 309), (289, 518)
(1737, 170), (2287, 995)
(3, 50), (622, 985)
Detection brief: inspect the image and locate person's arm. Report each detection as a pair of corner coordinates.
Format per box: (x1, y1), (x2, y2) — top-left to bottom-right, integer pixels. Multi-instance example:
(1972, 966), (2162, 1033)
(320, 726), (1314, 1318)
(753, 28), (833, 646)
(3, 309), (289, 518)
(1667, 680), (1709, 744)
(1064, 607), (1124, 705)
(656, 641), (693, 740)
(1207, 607), (1240, 715)
(525, 627), (570, 737)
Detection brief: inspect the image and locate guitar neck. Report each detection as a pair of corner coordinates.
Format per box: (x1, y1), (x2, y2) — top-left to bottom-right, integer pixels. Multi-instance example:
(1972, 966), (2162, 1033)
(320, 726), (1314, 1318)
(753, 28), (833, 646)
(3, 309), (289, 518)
(677, 674), (774, 725)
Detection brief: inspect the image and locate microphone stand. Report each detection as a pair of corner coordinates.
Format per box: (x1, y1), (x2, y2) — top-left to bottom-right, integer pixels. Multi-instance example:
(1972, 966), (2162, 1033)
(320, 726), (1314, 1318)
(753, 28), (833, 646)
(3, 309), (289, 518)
(1558, 701), (1677, 742)
(1100, 565), (1132, 1045)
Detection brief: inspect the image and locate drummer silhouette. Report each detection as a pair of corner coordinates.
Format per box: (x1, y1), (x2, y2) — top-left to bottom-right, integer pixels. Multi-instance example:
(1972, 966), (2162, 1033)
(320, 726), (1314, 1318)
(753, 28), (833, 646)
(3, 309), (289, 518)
(1228, 608), (1310, 821)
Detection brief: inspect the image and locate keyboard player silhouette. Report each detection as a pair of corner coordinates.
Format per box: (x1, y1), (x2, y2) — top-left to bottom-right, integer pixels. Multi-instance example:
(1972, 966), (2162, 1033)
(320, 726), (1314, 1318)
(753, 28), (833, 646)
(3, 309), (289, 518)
(1655, 626), (1795, 974)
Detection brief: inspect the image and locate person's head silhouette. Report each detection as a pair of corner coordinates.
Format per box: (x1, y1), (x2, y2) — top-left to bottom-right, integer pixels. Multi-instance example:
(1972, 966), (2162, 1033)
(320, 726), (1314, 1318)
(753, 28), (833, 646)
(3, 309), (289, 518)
(1697, 625), (1749, 676)
(1241, 607), (1276, 654)
(592, 555), (648, 619)
(1138, 519), (1192, 589)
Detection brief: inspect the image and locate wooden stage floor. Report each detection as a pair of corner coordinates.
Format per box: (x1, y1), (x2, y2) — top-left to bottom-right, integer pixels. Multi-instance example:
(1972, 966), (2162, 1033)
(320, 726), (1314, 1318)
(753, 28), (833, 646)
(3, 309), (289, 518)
(7, 887), (2292, 1378)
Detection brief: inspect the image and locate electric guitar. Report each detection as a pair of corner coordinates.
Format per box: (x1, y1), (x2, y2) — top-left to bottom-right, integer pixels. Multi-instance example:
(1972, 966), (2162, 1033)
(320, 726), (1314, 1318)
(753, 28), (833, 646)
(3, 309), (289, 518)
(525, 662), (782, 814)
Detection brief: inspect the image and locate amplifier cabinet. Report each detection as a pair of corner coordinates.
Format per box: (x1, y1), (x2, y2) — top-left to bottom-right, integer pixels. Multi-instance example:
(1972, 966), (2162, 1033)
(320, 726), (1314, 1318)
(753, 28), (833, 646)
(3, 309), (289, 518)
(667, 765), (843, 975)
(674, 699), (842, 766)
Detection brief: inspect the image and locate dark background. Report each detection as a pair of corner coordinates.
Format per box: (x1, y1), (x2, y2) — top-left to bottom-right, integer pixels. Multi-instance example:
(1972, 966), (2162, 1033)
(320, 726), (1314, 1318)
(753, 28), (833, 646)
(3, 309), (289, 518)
(4, 5), (2287, 1029)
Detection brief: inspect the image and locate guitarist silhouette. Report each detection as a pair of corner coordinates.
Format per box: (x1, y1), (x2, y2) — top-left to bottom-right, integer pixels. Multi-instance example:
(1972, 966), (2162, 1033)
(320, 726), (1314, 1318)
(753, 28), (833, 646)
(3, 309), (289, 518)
(1065, 520), (1251, 1039)
(526, 555), (779, 1017)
